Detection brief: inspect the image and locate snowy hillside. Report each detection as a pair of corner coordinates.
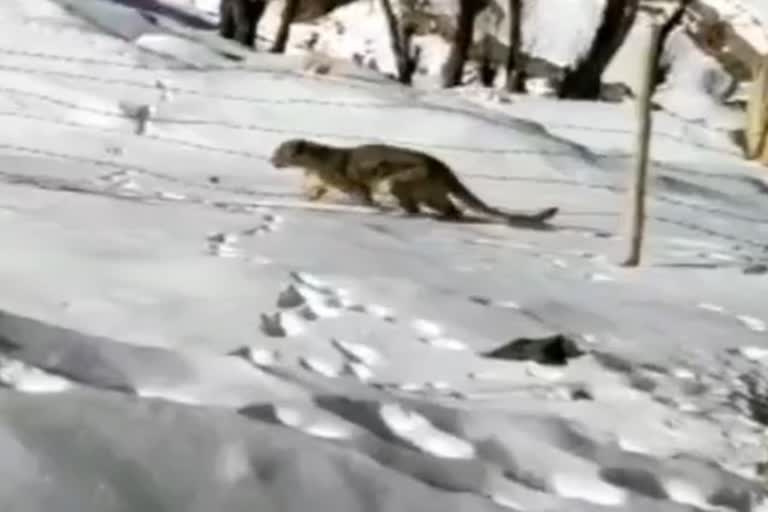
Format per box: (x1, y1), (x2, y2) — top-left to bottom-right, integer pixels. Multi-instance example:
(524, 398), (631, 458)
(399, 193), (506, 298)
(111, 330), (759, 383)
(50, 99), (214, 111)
(1, 0), (768, 511)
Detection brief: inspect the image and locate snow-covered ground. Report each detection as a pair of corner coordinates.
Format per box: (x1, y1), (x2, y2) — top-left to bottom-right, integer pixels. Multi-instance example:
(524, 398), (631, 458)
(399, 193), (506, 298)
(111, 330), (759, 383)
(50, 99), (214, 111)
(1, 0), (768, 510)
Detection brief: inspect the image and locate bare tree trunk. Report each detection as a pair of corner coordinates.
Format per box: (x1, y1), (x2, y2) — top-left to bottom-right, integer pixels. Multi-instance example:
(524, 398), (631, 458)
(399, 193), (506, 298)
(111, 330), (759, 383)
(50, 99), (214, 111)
(271, 0), (301, 53)
(401, 24), (421, 84)
(380, 0), (419, 85)
(623, 0), (690, 267)
(649, 0), (691, 90)
(219, 0), (268, 49)
(559, 0), (638, 99)
(505, 0), (525, 92)
(479, 35), (497, 87)
(441, 0), (482, 88)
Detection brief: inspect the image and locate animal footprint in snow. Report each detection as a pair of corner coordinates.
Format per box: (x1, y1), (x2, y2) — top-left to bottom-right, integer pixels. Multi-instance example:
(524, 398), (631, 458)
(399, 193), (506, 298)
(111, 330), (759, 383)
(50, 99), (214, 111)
(298, 303), (342, 320)
(288, 272), (401, 321)
(331, 338), (383, 367)
(737, 346), (768, 362)
(269, 272), (352, 334)
(423, 381), (461, 396)
(671, 367), (696, 380)
(469, 295), (521, 310)
(379, 402), (476, 459)
(737, 315), (766, 332)
(285, 271), (318, 289)
(243, 211), (283, 236)
(550, 472), (627, 506)
(206, 232), (242, 258)
(697, 303), (726, 313)
(397, 382), (426, 392)
(276, 281), (346, 319)
(489, 494), (524, 511)
(348, 303), (396, 321)
(331, 339), (382, 381)
(273, 406), (353, 440)
(259, 311), (306, 337)
(290, 271), (346, 297)
(585, 272), (614, 282)
(696, 303), (766, 332)
(411, 319), (442, 338)
(0, 355), (73, 393)
(410, 318), (469, 351)
(209, 201), (258, 214)
(99, 170), (141, 193)
(156, 190), (186, 201)
(299, 356), (341, 378)
(277, 284), (306, 308)
(234, 346), (280, 367)
(344, 361), (375, 381)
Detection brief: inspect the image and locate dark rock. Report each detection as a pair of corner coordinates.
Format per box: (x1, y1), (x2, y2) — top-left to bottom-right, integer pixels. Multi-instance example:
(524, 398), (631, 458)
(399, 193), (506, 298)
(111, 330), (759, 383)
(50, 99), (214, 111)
(482, 334), (585, 366)
(743, 263), (768, 275)
(570, 388), (594, 401)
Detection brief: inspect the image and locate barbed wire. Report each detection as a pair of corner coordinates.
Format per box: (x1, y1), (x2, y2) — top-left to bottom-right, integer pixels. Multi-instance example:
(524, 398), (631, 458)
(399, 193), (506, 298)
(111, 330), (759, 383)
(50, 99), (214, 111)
(0, 107), (575, 158)
(0, 45), (764, 246)
(0, 48), (747, 150)
(0, 47), (195, 71)
(0, 111), (273, 161)
(466, 173), (768, 224)
(0, 81), (743, 160)
(0, 141), (275, 198)
(654, 215), (766, 248)
(0, 85), (757, 182)
(0, 155), (380, 217)
(1, 129), (765, 250)
(0, 85), (611, 156)
(2, 102), (767, 224)
(0, 63), (414, 109)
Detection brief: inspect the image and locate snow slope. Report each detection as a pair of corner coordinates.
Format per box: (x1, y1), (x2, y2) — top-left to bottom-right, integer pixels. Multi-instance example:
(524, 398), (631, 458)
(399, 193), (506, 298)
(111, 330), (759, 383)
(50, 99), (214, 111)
(0, 0), (767, 511)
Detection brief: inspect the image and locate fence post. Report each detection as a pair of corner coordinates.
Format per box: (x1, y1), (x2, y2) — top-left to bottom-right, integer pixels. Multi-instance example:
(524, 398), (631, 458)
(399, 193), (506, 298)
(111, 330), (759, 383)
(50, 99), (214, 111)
(622, 22), (660, 267)
(745, 56), (768, 164)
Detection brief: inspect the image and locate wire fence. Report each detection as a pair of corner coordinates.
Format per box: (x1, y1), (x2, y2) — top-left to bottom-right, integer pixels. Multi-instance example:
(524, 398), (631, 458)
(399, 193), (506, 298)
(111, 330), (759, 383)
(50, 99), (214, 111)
(0, 47), (743, 137)
(0, 75), (743, 159)
(0, 44), (765, 249)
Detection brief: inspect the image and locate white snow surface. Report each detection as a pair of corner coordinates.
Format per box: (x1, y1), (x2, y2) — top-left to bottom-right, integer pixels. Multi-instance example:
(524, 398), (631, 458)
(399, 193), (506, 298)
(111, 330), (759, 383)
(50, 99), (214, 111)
(0, 0), (767, 511)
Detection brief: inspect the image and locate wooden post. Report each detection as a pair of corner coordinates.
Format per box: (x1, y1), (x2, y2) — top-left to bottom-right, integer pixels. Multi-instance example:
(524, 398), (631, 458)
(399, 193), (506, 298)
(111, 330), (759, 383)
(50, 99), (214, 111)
(622, 23), (660, 267)
(745, 56), (768, 164)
